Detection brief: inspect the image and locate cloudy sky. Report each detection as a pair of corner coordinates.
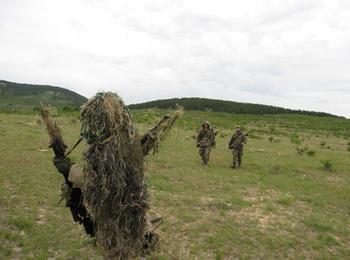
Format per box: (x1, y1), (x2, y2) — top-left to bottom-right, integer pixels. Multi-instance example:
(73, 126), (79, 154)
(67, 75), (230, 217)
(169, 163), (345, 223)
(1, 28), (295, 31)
(0, 0), (349, 117)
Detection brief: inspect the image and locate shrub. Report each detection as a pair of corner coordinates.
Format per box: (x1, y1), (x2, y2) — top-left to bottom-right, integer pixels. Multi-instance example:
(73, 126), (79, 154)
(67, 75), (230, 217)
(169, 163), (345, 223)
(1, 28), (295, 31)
(296, 145), (309, 155)
(320, 141), (326, 148)
(306, 150), (316, 157)
(320, 160), (334, 172)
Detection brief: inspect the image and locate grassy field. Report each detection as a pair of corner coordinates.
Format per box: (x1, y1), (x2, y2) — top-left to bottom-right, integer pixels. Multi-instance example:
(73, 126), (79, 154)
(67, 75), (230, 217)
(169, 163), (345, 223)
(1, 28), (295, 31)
(0, 110), (350, 259)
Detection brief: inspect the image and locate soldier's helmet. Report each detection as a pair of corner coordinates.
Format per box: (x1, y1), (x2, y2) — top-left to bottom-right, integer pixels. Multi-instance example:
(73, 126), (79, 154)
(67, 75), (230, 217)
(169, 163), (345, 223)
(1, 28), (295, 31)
(236, 126), (241, 131)
(202, 121), (210, 127)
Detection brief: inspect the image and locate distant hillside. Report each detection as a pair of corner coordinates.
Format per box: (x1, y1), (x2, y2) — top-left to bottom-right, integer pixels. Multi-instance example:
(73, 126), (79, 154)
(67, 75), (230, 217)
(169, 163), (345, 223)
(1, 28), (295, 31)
(0, 80), (87, 111)
(129, 97), (337, 118)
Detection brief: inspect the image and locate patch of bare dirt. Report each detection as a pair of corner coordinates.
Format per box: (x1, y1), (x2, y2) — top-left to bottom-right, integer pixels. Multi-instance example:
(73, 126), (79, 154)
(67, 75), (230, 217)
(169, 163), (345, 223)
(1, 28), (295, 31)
(326, 175), (345, 185)
(200, 196), (215, 204)
(228, 207), (279, 229)
(241, 187), (280, 203)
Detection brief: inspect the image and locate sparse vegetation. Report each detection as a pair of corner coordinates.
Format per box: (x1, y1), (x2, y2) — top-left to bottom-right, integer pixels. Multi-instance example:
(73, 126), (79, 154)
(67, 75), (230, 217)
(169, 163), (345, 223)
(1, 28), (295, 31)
(290, 132), (302, 145)
(306, 150), (316, 157)
(320, 160), (334, 172)
(296, 145), (310, 155)
(1, 109), (350, 259)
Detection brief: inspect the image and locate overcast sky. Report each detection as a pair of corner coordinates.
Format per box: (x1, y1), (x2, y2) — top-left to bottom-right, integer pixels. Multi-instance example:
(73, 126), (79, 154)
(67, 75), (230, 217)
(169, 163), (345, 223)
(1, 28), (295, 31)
(0, 0), (349, 117)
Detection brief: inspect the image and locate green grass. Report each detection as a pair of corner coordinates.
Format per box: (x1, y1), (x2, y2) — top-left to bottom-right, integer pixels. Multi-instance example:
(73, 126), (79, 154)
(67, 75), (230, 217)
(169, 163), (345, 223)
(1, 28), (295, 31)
(0, 110), (350, 258)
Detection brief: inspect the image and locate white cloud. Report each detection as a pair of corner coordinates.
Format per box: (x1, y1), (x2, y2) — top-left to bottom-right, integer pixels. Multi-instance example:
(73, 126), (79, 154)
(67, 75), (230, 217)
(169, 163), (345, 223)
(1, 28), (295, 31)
(0, 0), (349, 116)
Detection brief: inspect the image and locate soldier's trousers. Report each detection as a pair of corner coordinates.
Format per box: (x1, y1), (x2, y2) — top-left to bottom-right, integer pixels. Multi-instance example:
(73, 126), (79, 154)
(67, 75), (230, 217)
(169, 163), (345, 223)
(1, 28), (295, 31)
(232, 149), (243, 168)
(199, 146), (211, 165)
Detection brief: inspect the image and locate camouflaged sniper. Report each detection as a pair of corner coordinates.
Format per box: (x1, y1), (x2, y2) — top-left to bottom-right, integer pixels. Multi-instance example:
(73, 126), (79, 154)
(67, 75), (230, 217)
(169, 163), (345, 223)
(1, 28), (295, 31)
(43, 92), (183, 259)
(80, 93), (147, 259)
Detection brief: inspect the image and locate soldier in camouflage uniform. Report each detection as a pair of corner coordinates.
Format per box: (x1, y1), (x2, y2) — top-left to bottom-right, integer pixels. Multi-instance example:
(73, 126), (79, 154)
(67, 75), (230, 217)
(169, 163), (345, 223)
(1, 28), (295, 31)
(196, 121), (216, 165)
(228, 126), (247, 168)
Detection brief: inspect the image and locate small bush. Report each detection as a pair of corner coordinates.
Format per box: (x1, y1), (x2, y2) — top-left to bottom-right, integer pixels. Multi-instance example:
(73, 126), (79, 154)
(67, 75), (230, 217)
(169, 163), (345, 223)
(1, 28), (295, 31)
(321, 160), (334, 172)
(320, 141), (326, 148)
(296, 145), (309, 155)
(306, 150), (316, 157)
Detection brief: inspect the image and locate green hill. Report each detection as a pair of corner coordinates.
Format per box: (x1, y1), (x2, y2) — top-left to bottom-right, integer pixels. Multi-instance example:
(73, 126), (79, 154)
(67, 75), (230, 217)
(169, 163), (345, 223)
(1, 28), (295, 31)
(129, 97), (338, 118)
(0, 80), (87, 111)
(0, 80), (339, 118)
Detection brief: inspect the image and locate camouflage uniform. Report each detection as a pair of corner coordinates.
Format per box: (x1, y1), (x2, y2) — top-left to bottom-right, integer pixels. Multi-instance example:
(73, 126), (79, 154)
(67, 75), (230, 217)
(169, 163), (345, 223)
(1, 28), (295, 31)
(197, 121), (216, 165)
(228, 128), (247, 168)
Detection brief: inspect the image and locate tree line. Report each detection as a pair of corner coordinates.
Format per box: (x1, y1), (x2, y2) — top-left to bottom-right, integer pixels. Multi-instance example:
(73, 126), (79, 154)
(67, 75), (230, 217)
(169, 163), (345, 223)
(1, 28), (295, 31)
(129, 97), (338, 118)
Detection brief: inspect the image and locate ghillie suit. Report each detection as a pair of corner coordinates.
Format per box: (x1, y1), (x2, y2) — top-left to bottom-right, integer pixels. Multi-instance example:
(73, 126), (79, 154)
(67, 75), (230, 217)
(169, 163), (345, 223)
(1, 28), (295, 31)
(228, 127), (247, 168)
(42, 93), (183, 259)
(80, 93), (147, 259)
(196, 121), (216, 165)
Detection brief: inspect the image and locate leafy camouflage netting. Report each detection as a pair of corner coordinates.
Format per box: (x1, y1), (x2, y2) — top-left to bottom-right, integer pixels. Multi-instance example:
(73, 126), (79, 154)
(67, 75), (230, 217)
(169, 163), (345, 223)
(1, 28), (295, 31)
(80, 92), (147, 259)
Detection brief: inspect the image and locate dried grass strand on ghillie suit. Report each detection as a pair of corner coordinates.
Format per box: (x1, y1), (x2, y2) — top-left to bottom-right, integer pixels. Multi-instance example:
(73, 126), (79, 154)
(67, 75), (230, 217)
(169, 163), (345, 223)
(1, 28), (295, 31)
(40, 105), (67, 158)
(80, 92), (147, 259)
(141, 106), (184, 156)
